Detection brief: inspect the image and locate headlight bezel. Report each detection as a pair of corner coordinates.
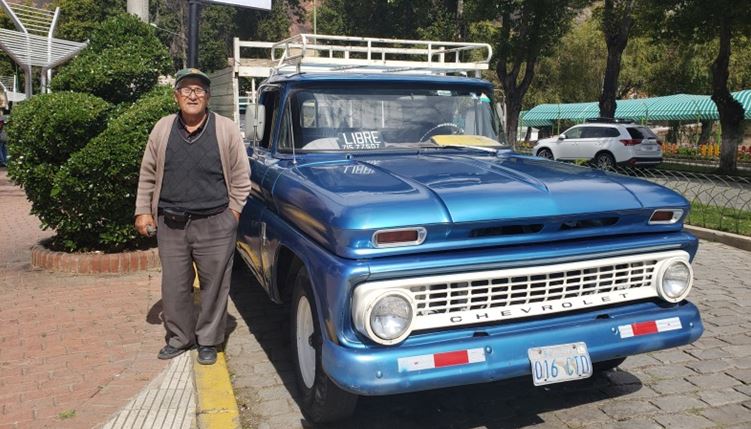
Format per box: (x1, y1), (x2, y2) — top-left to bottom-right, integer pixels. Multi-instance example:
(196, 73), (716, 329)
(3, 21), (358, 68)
(358, 290), (415, 345)
(656, 257), (694, 303)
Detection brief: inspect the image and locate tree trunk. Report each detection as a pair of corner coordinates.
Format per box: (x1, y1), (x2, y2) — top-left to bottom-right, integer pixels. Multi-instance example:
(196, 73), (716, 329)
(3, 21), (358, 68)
(456, 0), (465, 41)
(505, 95), (522, 146)
(598, 0), (633, 119)
(711, 21), (744, 173)
(496, 48), (536, 147)
(698, 120), (713, 145)
(599, 49), (625, 118)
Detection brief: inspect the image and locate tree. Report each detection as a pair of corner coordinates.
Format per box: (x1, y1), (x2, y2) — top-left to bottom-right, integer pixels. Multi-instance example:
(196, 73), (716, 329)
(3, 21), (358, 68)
(199, 4), (237, 71)
(247, 0), (304, 42)
(486, 0), (579, 143)
(151, 0), (238, 72)
(52, 0), (126, 42)
(316, 0), (459, 40)
(51, 14), (172, 104)
(644, 0), (751, 173)
(525, 17), (606, 108)
(599, 0), (635, 118)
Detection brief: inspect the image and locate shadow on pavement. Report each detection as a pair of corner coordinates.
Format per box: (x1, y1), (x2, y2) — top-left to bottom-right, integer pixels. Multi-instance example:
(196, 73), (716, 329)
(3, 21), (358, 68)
(146, 299), (164, 325)
(229, 261), (644, 429)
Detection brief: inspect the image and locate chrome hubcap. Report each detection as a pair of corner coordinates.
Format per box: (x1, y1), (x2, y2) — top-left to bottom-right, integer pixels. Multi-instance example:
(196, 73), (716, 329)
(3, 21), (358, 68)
(296, 295), (316, 389)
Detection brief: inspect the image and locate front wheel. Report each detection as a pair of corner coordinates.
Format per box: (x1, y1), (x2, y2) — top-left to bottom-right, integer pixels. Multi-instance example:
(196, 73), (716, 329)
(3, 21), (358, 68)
(290, 264), (358, 423)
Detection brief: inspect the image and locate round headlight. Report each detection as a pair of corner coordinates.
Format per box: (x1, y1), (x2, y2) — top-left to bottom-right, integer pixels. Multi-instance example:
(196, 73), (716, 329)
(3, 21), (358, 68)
(369, 294), (413, 342)
(659, 260), (693, 302)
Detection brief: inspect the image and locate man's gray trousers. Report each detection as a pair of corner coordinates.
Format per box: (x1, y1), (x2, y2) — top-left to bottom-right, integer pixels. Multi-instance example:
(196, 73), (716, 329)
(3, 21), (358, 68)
(157, 208), (237, 349)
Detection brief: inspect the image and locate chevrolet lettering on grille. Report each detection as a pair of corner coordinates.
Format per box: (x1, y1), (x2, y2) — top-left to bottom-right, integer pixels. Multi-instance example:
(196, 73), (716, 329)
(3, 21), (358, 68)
(437, 292), (635, 327)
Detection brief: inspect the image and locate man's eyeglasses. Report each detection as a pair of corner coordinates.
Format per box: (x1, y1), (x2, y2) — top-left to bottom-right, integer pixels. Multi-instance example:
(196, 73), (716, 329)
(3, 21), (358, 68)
(177, 87), (208, 97)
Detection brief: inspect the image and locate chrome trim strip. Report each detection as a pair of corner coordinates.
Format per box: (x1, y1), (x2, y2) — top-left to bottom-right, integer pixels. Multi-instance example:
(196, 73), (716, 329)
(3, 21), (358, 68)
(365, 244), (685, 281)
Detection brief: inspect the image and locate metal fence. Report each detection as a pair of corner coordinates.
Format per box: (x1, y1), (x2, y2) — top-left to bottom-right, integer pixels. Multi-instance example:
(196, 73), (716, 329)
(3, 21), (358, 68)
(513, 146), (751, 235)
(609, 166), (751, 236)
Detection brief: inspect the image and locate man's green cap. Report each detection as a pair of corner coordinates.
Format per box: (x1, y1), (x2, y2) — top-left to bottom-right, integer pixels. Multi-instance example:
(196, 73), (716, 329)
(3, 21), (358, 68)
(175, 68), (211, 87)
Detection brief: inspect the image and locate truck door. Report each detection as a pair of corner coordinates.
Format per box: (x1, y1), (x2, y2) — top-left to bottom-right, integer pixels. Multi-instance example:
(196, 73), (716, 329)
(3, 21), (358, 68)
(238, 86), (280, 293)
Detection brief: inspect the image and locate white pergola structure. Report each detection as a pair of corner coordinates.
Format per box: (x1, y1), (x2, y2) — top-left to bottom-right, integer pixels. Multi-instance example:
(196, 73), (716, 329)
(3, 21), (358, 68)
(0, 1), (87, 97)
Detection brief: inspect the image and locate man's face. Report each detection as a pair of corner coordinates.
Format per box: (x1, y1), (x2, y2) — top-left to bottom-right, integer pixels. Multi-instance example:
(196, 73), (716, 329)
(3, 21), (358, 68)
(174, 77), (210, 117)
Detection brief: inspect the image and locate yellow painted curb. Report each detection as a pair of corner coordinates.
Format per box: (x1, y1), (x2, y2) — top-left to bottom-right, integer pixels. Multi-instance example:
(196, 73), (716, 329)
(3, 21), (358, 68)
(192, 349), (241, 429)
(192, 266), (241, 429)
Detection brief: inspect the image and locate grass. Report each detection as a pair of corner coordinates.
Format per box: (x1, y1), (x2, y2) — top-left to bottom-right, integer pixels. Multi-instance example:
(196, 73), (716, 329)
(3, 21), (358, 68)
(687, 203), (751, 236)
(58, 410), (76, 420)
(658, 160), (751, 177)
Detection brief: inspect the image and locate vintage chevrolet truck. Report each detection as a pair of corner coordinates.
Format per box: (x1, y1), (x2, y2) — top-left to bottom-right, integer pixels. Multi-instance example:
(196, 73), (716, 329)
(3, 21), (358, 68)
(233, 34), (703, 423)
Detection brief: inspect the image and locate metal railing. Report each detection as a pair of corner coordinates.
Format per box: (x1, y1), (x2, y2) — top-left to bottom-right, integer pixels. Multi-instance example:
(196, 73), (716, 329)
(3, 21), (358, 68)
(514, 147), (751, 236)
(269, 33), (492, 76)
(610, 166), (751, 236)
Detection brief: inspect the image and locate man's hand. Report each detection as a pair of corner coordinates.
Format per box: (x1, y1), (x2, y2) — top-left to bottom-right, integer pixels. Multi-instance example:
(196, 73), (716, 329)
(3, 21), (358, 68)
(230, 209), (240, 221)
(135, 214), (156, 237)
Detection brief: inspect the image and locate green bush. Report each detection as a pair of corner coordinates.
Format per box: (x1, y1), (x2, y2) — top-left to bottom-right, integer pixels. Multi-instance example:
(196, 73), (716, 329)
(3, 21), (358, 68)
(51, 14), (171, 105)
(51, 86), (177, 251)
(6, 92), (111, 229)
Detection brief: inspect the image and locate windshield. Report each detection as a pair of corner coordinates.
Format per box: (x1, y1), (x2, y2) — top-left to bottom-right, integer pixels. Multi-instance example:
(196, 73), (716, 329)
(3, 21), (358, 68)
(280, 86), (507, 152)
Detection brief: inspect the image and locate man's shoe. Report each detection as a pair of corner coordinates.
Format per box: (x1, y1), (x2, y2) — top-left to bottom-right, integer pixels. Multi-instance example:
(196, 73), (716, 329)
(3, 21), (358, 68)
(197, 345), (217, 365)
(158, 344), (188, 360)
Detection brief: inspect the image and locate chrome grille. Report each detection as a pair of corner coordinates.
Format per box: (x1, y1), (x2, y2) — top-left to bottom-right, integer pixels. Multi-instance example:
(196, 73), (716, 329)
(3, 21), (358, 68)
(410, 259), (658, 316)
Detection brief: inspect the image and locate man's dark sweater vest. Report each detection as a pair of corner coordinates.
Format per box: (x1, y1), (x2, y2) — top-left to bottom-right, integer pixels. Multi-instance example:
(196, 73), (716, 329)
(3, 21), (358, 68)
(159, 113), (229, 214)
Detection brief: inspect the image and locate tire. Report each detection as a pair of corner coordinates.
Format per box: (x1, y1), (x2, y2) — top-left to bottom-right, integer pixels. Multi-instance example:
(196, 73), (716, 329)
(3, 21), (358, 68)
(593, 152), (616, 170)
(594, 357), (626, 372)
(537, 148), (554, 160)
(290, 264), (358, 423)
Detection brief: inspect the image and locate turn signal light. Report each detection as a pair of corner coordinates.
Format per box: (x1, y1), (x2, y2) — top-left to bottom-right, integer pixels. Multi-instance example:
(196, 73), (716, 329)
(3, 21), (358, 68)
(373, 228), (426, 248)
(649, 209), (684, 224)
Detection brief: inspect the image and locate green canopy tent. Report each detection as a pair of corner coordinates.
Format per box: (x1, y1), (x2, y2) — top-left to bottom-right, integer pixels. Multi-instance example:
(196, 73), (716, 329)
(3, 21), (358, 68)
(520, 90), (751, 129)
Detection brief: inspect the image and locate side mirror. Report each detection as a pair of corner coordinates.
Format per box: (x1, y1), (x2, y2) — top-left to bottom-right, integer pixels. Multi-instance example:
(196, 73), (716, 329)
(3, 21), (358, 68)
(245, 104), (266, 142)
(558, 134), (565, 140)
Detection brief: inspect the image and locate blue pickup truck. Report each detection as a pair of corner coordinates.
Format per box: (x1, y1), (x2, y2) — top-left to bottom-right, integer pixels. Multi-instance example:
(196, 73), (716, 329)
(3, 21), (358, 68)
(235, 34), (703, 423)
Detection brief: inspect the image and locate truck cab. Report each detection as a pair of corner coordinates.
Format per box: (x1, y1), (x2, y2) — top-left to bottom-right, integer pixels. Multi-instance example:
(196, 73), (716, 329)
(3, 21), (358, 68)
(234, 34), (703, 423)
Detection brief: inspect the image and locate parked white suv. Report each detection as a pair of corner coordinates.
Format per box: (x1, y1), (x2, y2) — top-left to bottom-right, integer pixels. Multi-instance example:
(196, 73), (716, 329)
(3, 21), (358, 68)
(532, 120), (662, 168)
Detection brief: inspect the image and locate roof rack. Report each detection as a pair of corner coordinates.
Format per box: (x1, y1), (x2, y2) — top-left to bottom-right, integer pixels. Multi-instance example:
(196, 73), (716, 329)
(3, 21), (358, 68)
(268, 34), (492, 77)
(585, 117), (635, 124)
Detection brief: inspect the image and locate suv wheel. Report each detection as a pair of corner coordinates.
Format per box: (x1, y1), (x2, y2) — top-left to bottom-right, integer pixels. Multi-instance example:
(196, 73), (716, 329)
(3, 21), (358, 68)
(594, 152), (616, 170)
(537, 148), (554, 160)
(290, 264), (358, 423)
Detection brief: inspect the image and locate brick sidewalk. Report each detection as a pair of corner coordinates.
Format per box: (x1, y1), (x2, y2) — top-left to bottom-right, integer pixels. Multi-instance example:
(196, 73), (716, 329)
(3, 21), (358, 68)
(0, 169), (169, 429)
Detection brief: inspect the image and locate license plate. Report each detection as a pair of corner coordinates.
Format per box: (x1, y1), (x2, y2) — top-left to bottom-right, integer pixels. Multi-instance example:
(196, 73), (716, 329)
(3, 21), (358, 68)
(528, 342), (592, 386)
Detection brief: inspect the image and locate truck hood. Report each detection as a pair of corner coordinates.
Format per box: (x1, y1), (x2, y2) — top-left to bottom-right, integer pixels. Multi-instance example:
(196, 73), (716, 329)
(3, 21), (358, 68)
(271, 151), (686, 257)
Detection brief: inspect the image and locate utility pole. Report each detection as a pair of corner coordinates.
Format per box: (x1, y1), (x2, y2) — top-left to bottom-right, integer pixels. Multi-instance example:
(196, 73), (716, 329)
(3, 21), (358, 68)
(127, 0), (149, 22)
(188, 0), (201, 68)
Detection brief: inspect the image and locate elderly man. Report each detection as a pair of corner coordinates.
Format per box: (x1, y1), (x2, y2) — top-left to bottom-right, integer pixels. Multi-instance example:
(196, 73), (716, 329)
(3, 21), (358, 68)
(134, 68), (251, 365)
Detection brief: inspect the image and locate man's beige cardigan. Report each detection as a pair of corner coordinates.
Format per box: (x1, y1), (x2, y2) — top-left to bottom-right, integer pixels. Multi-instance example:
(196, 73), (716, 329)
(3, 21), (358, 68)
(135, 113), (252, 218)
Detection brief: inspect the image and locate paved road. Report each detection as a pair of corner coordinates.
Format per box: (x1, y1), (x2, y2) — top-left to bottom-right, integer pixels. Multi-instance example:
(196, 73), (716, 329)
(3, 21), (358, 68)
(226, 241), (751, 429)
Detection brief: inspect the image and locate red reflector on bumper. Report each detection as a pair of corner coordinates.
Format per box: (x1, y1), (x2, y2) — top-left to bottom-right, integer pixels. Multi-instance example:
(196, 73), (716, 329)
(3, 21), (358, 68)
(619, 317), (682, 339)
(434, 350), (469, 368)
(398, 348), (486, 372)
(631, 320), (658, 336)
